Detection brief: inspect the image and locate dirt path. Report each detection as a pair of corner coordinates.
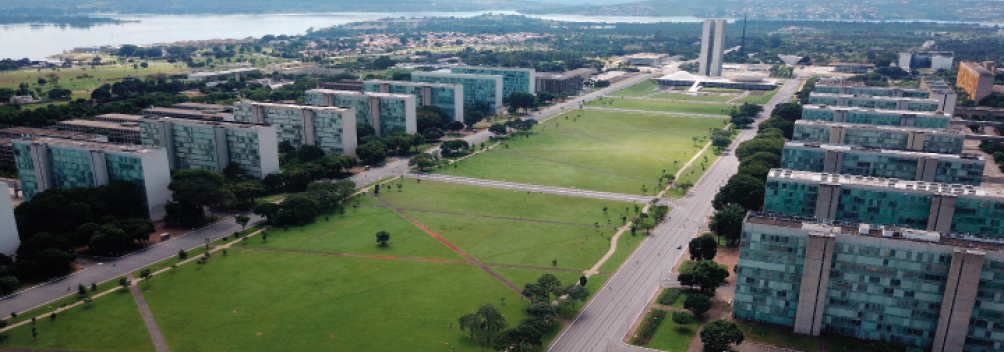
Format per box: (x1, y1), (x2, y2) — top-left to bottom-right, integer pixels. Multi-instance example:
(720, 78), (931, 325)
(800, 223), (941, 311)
(126, 273), (171, 352)
(355, 204), (620, 229)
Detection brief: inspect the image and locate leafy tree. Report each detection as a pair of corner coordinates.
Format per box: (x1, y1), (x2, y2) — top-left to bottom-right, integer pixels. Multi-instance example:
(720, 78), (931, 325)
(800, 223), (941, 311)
(459, 313), (481, 338)
(478, 304), (507, 334)
(671, 311), (694, 327)
(306, 180), (356, 209)
(684, 292), (712, 317)
(564, 284), (591, 309)
(167, 169), (234, 226)
(72, 223), (101, 248)
(526, 302), (557, 322)
(701, 319), (745, 352)
(139, 269), (152, 287)
(409, 153), (437, 171)
(417, 107), (445, 133)
(422, 127), (445, 141)
(376, 231), (390, 247)
(88, 224), (132, 256)
(356, 141), (388, 165)
(178, 249), (188, 260)
(441, 140), (470, 155)
(445, 120), (465, 132)
(273, 195), (320, 226)
(252, 203), (281, 223)
(488, 123), (507, 136)
(522, 283), (549, 303)
(735, 138), (784, 163)
(691, 260), (730, 292)
(688, 234), (718, 261)
(712, 135), (731, 152)
(759, 116), (794, 139)
(0, 276), (19, 295)
(464, 109), (485, 129)
(296, 145), (326, 162)
(771, 102), (803, 122)
(712, 174), (766, 211)
(710, 204), (746, 245)
(235, 215), (250, 230)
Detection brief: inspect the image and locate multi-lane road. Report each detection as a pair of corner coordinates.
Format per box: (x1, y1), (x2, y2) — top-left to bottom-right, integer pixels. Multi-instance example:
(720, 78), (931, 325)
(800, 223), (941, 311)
(546, 76), (806, 352)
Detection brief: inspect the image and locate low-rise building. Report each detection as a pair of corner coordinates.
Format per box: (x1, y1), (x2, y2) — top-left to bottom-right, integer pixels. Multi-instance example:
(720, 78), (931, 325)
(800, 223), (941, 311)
(624, 53), (671, 66)
(807, 92), (955, 115)
(142, 107), (234, 121)
(793, 120), (965, 154)
(655, 71), (781, 91)
(93, 114), (145, 124)
(56, 120), (141, 144)
(781, 142), (985, 186)
(535, 68), (597, 95)
(0, 180), (18, 257)
(321, 80), (364, 92)
(411, 71), (504, 114)
(171, 103), (233, 113)
(828, 62), (875, 74)
(899, 51), (954, 71)
(801, 105), (952, 129)
(362, 80), (463, 122)
(304, 89), (417, 137)
(9, 96), (36, 105)
(232, 101), (358, 156)
(763, 169), (1004, 237)
(735, 212), (1004, 352)
(139, 117), (280, 179)
(185, 68), (260, 82)
(12, 138), (171, 220)
(450, 66), (535, 97)
(957, 61), (997, 102)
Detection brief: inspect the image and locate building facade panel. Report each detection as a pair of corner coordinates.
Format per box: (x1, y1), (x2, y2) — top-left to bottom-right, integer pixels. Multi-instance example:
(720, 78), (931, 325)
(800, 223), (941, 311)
(450, 66), (535, 97)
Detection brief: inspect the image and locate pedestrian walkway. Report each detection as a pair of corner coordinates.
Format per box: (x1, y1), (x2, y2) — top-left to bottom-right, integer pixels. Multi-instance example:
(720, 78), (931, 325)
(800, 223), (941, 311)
(355, 204), (621, 229)
(408, 173), (671, 205)
(126, 273), (171, 352)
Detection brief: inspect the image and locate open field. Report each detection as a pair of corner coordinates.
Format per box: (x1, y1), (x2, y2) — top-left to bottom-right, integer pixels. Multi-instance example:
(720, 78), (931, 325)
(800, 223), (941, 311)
(584, 97), (733, 115)
(649, 92), (735, 102)
(0, 64), (184, 91)
(432, 109), (726, 195)
(737, 86), (782, 104)
(609, 79), (659, 97)
(3, 289), (155, 352)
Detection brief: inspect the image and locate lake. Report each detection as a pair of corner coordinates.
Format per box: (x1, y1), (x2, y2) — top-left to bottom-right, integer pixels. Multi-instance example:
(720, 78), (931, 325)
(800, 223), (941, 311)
(0, 12), (713, 60)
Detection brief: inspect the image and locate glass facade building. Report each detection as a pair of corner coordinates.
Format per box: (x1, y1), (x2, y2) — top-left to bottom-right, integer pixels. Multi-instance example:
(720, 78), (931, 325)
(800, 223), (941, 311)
(807, 93), (949, 114)
(449, 66), (535, 97)
(781, 142), (985, 186)
(303, 90), (416, 138)
(792, 121), (965, 154)
(362, 80), (464, 122)
(410, 71), (504, 114)
(801, 105), (951, 129)
(11, 137), (172, 219)
(736, 213), (1004, 352)
(140, 117), (280, 179)
(233, 101), (360, 156)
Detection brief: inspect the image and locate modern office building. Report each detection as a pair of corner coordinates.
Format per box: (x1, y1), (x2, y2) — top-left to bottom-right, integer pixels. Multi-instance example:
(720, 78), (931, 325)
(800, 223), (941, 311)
(735, 211), (1004, 352)
(362, 80), (463, 121)
(762, 169), (1004, 237)
(781, 142), (985, 186)
(535, 68), (597, 95)
(624, 53), (671, 66)
(957, 61), (997, 102)
(139, 117), (280, 179)
(12, 138), (171, 220)
(801, 105), (952, 129)
(303, 89), (416, 137)
(0, 128), (109, 168)
(899, 52), (954, 71)
(450, 66), (535, 97)
(813, 85), (937, 99)
(142, 107), (234, 122)
(807, 93), (955, 116)
(93, 114), (144, 124)
(411, 71), (505, 114)
(171, 103), (233, 113)
(792, 121), (965, 154)
(321, 79), (364, 92)
(698, 19), (726, 77)
(56, 120), (141, 144)
(828, 62), (875, 74)
(0, 180), (18, 257)
(232, 101), (358, 156)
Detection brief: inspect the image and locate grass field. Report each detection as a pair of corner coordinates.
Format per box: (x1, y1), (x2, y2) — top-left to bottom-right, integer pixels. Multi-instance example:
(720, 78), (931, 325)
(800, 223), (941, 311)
(0, 64), (184, 92)
(610, 79), (659, 97)
(649, 92), (735, 102)
(3, 290), (155, 352)
(737, 87), (781, 104)
(432, 109), (726, 196)
(141, 250), (557, 352)
(584, 97), (734, 116)
(645, 310), (700, 352)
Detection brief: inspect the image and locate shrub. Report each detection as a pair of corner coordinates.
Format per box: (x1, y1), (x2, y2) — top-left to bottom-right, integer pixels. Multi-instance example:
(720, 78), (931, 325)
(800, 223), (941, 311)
(657, 288), (682, 306)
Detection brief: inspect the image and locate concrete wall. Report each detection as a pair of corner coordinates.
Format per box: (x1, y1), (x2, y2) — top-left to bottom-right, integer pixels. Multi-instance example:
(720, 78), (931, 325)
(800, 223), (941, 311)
(931, 250), (985, 352)
(0, 181), (19, 257)
(138, 149), (172, 221)
(794, 232), (836, 336)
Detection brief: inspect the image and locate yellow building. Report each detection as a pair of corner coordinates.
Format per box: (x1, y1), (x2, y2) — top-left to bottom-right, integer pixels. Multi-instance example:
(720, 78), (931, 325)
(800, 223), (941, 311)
(957, 61), (996, 102)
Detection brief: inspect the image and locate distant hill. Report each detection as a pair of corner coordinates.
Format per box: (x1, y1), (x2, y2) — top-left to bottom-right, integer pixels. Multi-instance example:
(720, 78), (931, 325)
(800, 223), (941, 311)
(0, 0), (564, 15)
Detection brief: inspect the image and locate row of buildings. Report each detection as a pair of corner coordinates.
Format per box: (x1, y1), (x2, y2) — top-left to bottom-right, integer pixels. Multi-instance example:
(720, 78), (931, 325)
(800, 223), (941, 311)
(733, 81), (1004, 352)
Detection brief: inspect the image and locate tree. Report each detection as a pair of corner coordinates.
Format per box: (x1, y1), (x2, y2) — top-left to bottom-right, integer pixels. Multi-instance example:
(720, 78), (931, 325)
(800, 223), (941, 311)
(178, 249), (188, 260)
(376, 231), (390, 247)
(0, 276), (19, 295)
(700, 319), (745, 352)
(478, 304), (507, 334)
(167, 169), (234, 226)
(526, 302), (557, 322)
(710, 204), (746, 245)
(441, 140), (470, 155)
(73, 223), (101, 247)
(771, 102), (803, 122)
(759, 116), (794, 139)
(253, 203), (281, 223)
(522, 283), (548, 303)
(356, 141), (388, 165)
(306, 180), (356, 209)
(671, 311), (694, 327)
(712, 135), (731, 152)
(735, 138), (784, 161)
(297, 145), (326, 162)
(688, 234), (718, 261)
(409, 153), (436, 171)
(678, 272), (695, 289)
(423, 127), (445, 141)
(691, 260), (730, 292)
(235, 215), (250, 230)
(139, 269), (152, 287)
(564, 284), (591, 309)
(273, 195), (320, 226)
(488, 123), (507, 136)
(445, 120), (465, 132)
(88, 224), (131, 256)
(684, 293), (712, 317)
(712, 174), (766, 211)
(464, 109), (485, 129)
(459, 313), (481, 338)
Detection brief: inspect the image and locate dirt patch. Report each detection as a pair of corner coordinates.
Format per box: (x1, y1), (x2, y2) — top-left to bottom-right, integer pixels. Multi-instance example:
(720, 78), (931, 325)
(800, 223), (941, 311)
(145, 221), (197, 244)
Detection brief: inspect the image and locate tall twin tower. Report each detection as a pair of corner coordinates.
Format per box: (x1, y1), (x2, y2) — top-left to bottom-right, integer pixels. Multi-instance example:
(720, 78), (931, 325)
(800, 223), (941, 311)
(698, 19), (726, 77)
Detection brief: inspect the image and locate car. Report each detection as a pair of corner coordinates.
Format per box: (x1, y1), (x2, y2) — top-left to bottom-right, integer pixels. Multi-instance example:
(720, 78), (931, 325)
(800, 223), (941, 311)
(677, 245), (682, 249)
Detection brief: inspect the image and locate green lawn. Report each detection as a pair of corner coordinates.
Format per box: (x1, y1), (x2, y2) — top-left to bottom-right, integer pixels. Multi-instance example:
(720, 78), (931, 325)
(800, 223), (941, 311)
(666, 143), (727, 198)
(585, 97), (734, 116)
(141, 250), (559, 352)
(737, 87), (782, 104)
(242, 201), (465, 261)
(599, 229), (648, 272)
(433, 110), (726, 196)
(645, 311), (700, 352)
(737, 321), (821, 351)
(610, 79), (660, 97)
(3, 290), (155, 352)
(649, 92), (735, 102)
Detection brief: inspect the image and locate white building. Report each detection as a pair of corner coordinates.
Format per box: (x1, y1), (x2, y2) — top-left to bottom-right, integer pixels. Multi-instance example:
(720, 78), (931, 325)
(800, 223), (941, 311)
(899, 52), (954, 71)
(0, 181), (18, 257)
(624, 53), (670, 66)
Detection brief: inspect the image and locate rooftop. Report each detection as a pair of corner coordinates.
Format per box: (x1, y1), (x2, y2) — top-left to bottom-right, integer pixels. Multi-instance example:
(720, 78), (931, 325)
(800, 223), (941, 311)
(745, 212), (1004, 251)
(768, 168), (1004, 198)
(625, 53), (669, 59)
(451, 66), (536, 73)
(142, 107), (233, 120)
(784, 141), (983, 161)
(141, 116), (271, 129)
(803, 104), (951, 117)
(794, 119), (961, 134)
(364, 79), (459, 89)
(809, 92), (943, 103)
(828, 62), (876, 67)
(537, 68), (598, 80)
(94, 114), (144, 121)
(235, 100), (356, 111)
(172, 102), (232, 111)
(14, 137), (161, 154)
(412, 71), (505, 80)
(58, 119), (140, 130)
(303, 89), (415, 99)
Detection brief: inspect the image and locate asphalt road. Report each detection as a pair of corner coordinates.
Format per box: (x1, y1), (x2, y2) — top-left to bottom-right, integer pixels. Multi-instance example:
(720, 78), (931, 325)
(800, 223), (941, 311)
(546, 75), (807, 352)
(0, 214), (263, 315)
